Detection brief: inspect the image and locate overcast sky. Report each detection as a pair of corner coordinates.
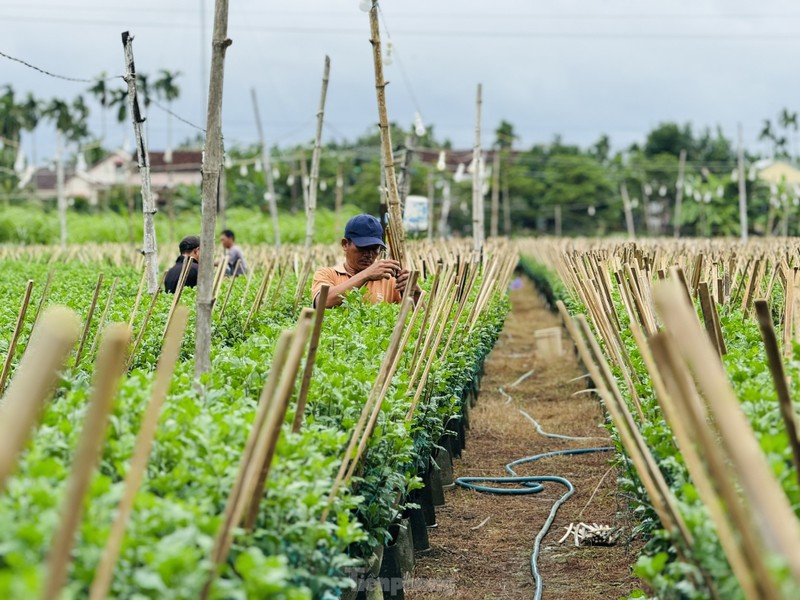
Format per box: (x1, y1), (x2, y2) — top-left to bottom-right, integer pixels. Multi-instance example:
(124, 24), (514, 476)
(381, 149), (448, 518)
(3, 0), (800, 162)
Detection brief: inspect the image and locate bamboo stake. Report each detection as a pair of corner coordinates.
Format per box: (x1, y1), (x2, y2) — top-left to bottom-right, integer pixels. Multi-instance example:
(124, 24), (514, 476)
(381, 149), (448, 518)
(0, 308), (80, 491)
(321, 296), (414, 522)
(121, 31), (159, 294)
(42, 323), (130, 600)
(368, 1), (406, 266)
(655, 279), (800, 583)
(305, 55), (331, 250)
(89, 307), (189, 600)
(251, 88), (281, 247)
(88, 277), (119, 361)
(128, 274), (164, 369)
(472, 83), (484, 257)
(0, 280), (34, 393)
(649, 333), (765, 600)
(242, 310), (314, 529)
(74, 273), (104, 368)
(194, 0), (232, 377)
(754, 300), (800, 487)
(127, 267), (147, 330)
(292, 285), (329, 433)
(30, 268), (55, 338)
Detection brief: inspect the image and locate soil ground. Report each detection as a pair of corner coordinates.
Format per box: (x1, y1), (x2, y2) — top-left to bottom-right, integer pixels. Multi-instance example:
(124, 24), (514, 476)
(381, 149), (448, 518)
(407, 277), (643, 600)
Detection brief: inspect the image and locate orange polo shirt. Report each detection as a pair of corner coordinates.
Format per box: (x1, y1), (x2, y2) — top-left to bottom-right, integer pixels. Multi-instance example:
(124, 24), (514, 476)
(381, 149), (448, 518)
(312, 263), (402, 306)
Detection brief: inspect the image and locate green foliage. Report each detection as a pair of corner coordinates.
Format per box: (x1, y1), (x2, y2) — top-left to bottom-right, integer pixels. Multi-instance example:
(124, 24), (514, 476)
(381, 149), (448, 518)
(0, 255), (508, 598)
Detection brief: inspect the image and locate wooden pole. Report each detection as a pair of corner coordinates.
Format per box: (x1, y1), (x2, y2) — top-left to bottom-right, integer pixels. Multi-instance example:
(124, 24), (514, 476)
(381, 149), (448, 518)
(502, 173), (511, 237)
(427, 171), (435, 242)
(43, 323), (130, 600)
(74, 273), (104, 368)
(88, 277), (119, 361)
(56, 131), (67, 249)
(673, 149), (686, 238)
(754, 300), (800, 485)
(292, 285), (329, 433)
(738, 124), (748, 243)
(368, 1), (406, 266)
(621, 183), (636, 239)
(0, 280), (34, 394)
(89, 308), (188, 600)
(471, 83), (484, 257)
(490, 147), (500, 237)
(438, 179), (451, 239)
(0, 307), (80, 492)
(554, 204), (562, 237)
(306, 55), (331, 251)
(195, 0), (232, 377)
(122, 31), (159, 294)
(335, 160), (344, 232)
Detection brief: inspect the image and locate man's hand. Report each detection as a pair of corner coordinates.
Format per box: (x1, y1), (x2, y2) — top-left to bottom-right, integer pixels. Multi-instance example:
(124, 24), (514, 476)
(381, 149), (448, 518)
(359, 259), (401, 283)
(395, 268), (422, 298)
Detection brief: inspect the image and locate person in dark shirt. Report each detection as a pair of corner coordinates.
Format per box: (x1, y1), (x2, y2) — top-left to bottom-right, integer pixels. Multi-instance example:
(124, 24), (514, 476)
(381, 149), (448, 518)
(164, 235), (200, 293)
(220, 229), (247, 277)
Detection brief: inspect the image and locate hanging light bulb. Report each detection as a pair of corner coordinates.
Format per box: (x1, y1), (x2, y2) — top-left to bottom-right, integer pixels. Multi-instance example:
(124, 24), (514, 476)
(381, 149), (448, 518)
(437, 150), (446, 172)
(76, 151), (88, 174)
(414, 112), (426, 137)
(467, 159), (475, 175)
(287, 174), (295, 186)
(320, 180), (328, 191)
(703, 192), (712, 203)
(747, 166), (757, 181)
(644, 183), (652, 196)
(717, 185), (724, 198)
(358, 0), (371, 12)
(336, 176), (344, 188)
(588, 206), (596, 216)
(685, 184), (693, 196)
(383, 41), (393, 66)
(254, 160), (263, 172)
(239, 164), (248, 177)
(224, 155), (233, 169)
(454, 162), (466, 182)
(263, 191), (273, 202)
(630, 198), (639, 209)
(770, 183), (778, 195)
(272, 167), (280, 179)
(731, 168), (738, 183)
(693, 191), (701, 202)
(658, 185), (667, 197)
(17, 164), (34, 189)
(13, 146), (26, 175)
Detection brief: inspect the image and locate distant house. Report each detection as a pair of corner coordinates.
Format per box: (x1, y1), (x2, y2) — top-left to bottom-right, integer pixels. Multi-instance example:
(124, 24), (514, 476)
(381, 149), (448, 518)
(34, 149), (203, 206)
(757, 160), (800, 187)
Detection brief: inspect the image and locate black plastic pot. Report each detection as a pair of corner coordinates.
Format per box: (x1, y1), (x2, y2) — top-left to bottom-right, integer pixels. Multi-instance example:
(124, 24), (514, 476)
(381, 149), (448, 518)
(445, 416), (462, 458)
(405, 505), (431, 553)
(354, 546), (384, 600)
(457, 416), (467, 452)
(378, 531), (405, 598)
(426, 459), (445, 507)
(395, 518), (415, 578)
(434, 445), (454, 489)
(462, 394), (471, 430)
(416, 479), (437, 528)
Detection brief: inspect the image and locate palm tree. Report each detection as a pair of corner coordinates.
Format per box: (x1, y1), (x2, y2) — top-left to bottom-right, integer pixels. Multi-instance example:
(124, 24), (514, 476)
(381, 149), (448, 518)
(88, 73), (111, 141)
(153, 70), (181, 160)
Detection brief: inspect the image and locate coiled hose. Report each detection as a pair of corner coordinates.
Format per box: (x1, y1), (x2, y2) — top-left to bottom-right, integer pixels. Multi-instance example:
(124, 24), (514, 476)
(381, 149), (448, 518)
(455, 411), (613, 600)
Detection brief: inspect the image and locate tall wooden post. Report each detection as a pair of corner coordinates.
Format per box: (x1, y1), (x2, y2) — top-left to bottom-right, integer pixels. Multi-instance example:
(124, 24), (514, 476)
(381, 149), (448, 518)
(56, 131), (67, 249)
(306, 55), (331, 250)
(673, 149), (686, 238)
(195, 0), (231, 378)
(554, 204), (562, 237)
(490, 146), (500, 237)
(368, 1), (406, 265)
(251, 88), (281, 246)
(621, 183), (636, 239)
(471, 83), (484, 257)
(502, 173), (511, 236)
(641, 181), (653, 235)
(427, 171), (434, 242)
(122, 32), (159, 294)
(738, 123), (748, 243)
(438, 179), (451, 239)
(335, 160), (344, 231)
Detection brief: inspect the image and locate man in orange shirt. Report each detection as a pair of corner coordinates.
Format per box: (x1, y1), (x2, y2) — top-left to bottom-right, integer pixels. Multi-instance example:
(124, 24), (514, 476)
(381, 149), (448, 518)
(312, 214), (418, 308)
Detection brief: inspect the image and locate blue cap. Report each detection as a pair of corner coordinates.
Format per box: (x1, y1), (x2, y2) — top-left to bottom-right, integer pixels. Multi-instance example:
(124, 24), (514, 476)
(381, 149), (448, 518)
(344, 214), (386, 248)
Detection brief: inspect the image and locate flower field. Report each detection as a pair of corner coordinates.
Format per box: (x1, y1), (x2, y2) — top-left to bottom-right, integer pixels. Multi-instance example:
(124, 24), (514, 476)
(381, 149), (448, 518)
(0, 242), (513, 599)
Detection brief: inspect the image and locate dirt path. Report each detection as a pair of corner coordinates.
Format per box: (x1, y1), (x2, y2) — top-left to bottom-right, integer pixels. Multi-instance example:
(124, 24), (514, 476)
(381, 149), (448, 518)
(407, 277), (642, 600)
